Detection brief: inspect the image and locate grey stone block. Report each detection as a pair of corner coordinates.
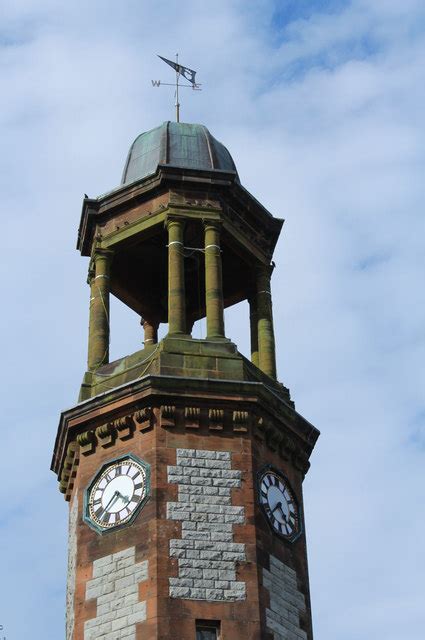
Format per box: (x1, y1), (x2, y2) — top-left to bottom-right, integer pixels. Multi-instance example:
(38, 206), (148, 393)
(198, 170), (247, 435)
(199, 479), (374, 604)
(221, 469), (242, 479)
(188, 587), (207, 599)
(204, 459), (231, 469)
(200, 468), (222, 478)
(183, 466), (200, 476)
(194, 450), (218, 459)
(205, 588), (225, 600)
(169, 577), (193, 588)
(177, 448), (196, 457)
(210, 531), (233, 542)
(212, 478), (241, 488)
(170, 586), (191, 598)
(190, 477), (212, 486)
(182, 530), (211, 541)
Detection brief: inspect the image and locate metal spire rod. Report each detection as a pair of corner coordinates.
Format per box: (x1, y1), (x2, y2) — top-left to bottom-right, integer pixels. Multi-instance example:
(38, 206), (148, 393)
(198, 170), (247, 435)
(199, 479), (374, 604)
(175, 53), (180, 123)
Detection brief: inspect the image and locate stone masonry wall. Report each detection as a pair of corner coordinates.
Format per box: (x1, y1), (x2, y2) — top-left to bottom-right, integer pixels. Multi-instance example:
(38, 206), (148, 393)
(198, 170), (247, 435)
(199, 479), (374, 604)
(167, 448), (246, 601)
(263, 554), (307, 640)
(84, 547), (148, 640)
(66, 494), (78, 640)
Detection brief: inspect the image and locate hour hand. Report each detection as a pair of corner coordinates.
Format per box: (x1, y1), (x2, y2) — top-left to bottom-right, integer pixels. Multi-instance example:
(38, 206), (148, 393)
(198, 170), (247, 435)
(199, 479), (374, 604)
(271, 501), (282, 514)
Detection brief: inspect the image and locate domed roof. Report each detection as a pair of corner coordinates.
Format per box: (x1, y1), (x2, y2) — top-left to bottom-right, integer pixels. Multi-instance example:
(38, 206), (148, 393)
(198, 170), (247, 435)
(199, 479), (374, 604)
(121, 121), (238, 185)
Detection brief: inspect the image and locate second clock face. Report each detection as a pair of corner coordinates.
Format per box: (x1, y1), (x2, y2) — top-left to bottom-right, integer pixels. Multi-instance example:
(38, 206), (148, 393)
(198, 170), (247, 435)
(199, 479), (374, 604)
(259, 468), (300, 541)
(87, 456), (148, 531)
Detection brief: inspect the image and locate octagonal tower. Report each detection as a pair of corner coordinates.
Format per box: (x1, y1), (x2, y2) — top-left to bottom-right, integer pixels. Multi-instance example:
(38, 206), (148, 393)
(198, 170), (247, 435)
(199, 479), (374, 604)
(52, 121), (319, 640)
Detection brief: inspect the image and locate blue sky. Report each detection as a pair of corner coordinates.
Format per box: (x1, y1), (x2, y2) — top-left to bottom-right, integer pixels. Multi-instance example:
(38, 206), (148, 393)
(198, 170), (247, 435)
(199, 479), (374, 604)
(1, 1), (424, 638)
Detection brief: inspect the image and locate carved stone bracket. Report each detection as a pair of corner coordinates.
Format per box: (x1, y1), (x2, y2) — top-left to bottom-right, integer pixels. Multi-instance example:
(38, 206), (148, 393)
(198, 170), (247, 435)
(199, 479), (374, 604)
(232, 410), (249, 433)
(134, 407), (154, 432)
(208, 408), (224, 431)
(77, 430), (95, 456)
(185, 406), (201, 429)
(161, 405), (176, 428)
(59, 441), (79, 500)
(95, 423), (115, 448)
(113, 415), (135, 440)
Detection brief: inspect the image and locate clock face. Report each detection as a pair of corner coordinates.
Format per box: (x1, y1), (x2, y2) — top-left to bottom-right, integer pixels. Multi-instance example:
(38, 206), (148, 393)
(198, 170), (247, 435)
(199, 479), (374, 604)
(258, 468), (300, 541)
(86, 455), (149, 532)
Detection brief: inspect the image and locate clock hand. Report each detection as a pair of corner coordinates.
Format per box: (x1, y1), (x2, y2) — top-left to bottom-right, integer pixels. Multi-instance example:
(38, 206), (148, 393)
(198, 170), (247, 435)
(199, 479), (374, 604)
(116, 491), (131, 505)
(278, 506), (288, 523)
(271, 501), (282, 514)
(103, 490), (119, 514)
(271, 501), (289, 523)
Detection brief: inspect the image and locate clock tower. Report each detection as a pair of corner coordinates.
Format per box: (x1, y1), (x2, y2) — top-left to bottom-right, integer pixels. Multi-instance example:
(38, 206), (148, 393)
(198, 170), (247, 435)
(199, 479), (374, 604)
(52, 121), (319, 640)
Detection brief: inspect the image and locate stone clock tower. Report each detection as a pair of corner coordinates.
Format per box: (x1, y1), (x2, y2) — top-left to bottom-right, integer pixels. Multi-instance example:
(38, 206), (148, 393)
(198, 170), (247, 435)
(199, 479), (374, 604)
(52, 122), (319, 640)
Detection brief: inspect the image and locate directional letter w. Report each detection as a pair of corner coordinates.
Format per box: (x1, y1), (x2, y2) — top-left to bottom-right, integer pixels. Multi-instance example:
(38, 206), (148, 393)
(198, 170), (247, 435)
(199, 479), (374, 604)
(151, 80), (161, 87)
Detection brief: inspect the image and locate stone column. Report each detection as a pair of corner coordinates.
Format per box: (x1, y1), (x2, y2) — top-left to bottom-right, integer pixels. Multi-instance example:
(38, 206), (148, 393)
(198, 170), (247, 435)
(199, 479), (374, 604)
(256, 264), (277, 378)
(141, 317), (158, 345)
(88, 249), (113, 371)
(249, 296), (259, 367)
(166, 218), (186, 335)
(204, 220), (225, 339)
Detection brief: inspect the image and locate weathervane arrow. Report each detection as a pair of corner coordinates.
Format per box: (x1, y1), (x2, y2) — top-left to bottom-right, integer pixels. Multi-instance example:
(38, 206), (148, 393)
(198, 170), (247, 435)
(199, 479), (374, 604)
(152, 53), (201, 123)
(158, 55), (197, 86)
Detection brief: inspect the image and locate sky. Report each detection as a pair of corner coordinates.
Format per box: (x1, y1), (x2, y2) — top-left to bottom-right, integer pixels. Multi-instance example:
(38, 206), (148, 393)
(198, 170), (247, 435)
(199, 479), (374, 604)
(0, 0), (424, 638)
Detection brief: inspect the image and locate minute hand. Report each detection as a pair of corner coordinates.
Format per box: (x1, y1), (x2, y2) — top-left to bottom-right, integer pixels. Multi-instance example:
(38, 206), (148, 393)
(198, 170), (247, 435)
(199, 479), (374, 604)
(271, 501), (288, 522)
(103, 490), (119, 513)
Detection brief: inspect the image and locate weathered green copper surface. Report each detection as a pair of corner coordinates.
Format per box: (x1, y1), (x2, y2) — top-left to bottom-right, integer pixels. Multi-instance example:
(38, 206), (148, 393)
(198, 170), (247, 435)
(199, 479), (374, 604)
(121, 122), (238, 185)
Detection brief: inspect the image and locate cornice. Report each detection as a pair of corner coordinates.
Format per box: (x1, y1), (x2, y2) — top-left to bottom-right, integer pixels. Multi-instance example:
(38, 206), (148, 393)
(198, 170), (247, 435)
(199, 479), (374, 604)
(51, 374), (320, 493)
(77, 166), (283, 258)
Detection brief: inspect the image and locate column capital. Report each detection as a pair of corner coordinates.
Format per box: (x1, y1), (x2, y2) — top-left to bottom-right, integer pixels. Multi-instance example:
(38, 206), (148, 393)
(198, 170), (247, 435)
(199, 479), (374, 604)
(255, 262), (275, 279)
(202, 218), (222, 231)
(165, 215), (186, 231)
(87, 248), (114, 285)
(92, 247), (114, 258)
(140, 315), (160, 326)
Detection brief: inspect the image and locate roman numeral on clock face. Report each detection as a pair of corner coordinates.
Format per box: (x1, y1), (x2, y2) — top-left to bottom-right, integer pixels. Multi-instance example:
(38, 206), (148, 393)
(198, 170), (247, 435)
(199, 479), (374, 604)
(94, 507), (104, 519)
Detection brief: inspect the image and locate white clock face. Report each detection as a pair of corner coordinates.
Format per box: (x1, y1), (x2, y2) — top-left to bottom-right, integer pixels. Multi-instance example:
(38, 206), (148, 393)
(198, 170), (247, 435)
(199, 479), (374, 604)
(87, 457), (148, 531)
(259, 469), (299, 540)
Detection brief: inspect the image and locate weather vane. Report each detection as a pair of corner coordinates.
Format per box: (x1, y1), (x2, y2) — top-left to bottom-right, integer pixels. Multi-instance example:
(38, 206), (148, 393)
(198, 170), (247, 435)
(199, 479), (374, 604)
(152, 54), (201, 123)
